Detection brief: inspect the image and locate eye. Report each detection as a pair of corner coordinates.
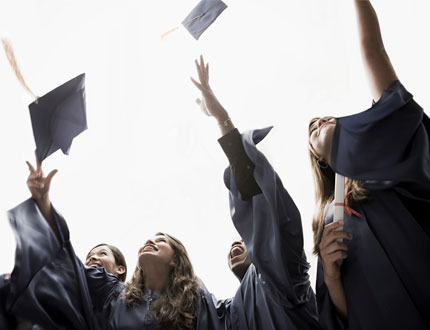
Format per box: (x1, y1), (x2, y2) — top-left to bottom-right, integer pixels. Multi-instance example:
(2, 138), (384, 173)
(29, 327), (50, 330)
(100, 252), (107, 256)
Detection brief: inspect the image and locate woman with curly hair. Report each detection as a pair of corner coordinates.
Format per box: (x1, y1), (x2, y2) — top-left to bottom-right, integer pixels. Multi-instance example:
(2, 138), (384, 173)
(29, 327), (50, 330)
(5, 155), (218, 330)
(309, 1), (430, 329)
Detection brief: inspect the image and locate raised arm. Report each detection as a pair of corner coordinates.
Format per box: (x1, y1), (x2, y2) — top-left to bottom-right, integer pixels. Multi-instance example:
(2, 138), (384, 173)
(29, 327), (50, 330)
(191, 58), (310, 305)
(191, 55), (261, 200)
(26, 154), (59, 239)
(354, 0), (398, 101)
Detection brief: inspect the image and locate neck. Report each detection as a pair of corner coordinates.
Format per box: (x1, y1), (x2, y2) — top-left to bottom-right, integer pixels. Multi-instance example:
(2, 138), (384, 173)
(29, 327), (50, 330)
(142, 263), (170, 291)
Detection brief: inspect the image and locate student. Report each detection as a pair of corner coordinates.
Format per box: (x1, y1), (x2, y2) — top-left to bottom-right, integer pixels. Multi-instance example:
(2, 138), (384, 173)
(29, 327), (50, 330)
(308, 1), (430, 329)
(191, 56), (320, 330)
(6, 156), (228, 330)
(5, 158), (130, 329)
(2, 243), (126, 330)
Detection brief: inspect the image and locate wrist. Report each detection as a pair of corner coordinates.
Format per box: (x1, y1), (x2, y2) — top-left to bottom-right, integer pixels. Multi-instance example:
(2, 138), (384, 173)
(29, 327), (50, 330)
(33, 194), (50, 206)
(324, 276), (343, 287)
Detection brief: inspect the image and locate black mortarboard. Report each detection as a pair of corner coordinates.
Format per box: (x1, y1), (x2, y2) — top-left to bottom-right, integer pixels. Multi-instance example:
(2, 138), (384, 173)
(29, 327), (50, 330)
(182, 0), (227, 40)
(29, 73), (87, 162)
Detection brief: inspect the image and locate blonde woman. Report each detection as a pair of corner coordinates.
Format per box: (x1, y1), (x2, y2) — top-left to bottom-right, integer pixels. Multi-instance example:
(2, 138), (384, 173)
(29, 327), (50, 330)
(309, 1), (430, 329)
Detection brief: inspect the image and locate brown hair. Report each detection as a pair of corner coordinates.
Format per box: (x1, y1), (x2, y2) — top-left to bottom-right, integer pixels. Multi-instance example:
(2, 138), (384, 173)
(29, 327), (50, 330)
(87, 243), (127, 282)
(122, 232), (200, 330)
(308, 118), (368, 256)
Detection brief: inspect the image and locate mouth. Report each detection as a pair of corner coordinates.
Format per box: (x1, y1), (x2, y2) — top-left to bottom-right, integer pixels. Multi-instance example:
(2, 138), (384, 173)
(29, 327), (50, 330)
(140, 244), (158, 254)
(230, 245), (244, 259)
(87, 262), (102, 268)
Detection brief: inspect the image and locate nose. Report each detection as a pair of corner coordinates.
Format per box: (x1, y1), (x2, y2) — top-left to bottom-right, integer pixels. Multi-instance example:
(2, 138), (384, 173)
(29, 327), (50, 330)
(231, 240), (242, 247)
(317, 118), (327, 128)
(90, 255), (99, 261)
(145, 238), (155, 246)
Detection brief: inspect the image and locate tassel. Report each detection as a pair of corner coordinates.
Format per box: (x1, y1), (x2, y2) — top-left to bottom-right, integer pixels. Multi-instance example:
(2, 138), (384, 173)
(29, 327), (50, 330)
(160, 14), (204, 39)
(161, 26), (180, 40)
(1, 38), (39, 103)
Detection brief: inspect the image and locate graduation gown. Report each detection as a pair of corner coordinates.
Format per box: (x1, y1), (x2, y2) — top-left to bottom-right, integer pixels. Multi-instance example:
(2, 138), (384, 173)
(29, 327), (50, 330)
(5, 198), (227, 330)
(316, 81), (430, 330)
(1, 274), (14, 329)
(211, 127), (320, 330)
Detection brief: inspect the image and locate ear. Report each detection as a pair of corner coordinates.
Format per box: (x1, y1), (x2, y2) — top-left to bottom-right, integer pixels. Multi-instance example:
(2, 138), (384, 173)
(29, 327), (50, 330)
(116, 266), (126, 275)
(169, 260), (176, 268)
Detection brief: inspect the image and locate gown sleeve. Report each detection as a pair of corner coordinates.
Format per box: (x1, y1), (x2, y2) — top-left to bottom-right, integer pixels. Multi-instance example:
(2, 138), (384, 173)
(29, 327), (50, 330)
(5, 198), (109, 330)
(1, 274), (15, 330)
(330, 80), (430, 194)
(223, 127), (313, 306)
(196, 278), (231, 330)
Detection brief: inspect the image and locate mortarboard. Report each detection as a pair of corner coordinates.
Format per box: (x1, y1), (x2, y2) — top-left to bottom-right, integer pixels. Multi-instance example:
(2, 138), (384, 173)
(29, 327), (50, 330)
(182, 0), (228, 40)
(162, 0), (227, 40)
(29, 73), (87, 163)
(2, 39), (87, 162)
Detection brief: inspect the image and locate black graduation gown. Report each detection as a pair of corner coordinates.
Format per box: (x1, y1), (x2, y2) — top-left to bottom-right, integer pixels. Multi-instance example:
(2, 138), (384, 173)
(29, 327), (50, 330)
(6, 199), (98, 330)
(214, 127), (320, 330)
(316, 81), (430, 330)
(1, 274), (14, 329)
(5, 198), (226, 330)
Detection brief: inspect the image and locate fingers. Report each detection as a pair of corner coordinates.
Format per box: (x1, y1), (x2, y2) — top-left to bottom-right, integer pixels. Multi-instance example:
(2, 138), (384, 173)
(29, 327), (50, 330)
(26, 161), (36, 173)
(190, 77), (204, 91)
(46, 169), (58, 184)
(323, 241), (349, 256)
(324, 250), (348, 264)
(194, 56), (209, 88)
(195, 59), (206, 87)
(323, 221), (352, 239)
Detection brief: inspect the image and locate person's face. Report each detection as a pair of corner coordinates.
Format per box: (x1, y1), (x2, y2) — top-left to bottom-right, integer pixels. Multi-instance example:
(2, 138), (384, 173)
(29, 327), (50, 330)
(138, 234), (175, 269)
(227, 240), (251, 282)
(309, 117), (336, 162)
(85, 245), (125, 278)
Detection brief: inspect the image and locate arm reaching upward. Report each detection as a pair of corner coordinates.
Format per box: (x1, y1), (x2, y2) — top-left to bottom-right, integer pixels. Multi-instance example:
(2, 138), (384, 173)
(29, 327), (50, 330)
(354, 0), (398, 101)
(26, 153), (58, 239)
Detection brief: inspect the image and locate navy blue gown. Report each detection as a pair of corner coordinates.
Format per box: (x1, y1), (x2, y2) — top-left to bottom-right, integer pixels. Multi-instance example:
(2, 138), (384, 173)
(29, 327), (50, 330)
(1, 274), (14, 329)
(5, 198), (227, 330)
(5, 130), (320, 330)
(316, 81), (430, 330)
(212, 127), (320, 330)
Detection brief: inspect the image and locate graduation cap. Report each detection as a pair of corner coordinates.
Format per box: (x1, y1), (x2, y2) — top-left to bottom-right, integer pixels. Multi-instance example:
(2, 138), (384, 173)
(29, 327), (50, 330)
(29, 74), (87, 162)
(162, 0), (227, 40)
(2, 39), (87, 162)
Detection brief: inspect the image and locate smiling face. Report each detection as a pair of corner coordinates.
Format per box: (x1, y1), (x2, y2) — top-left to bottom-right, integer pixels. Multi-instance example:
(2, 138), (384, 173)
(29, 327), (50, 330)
(227, 240), (251, 282)
(85, 245), (126, 279)
(308, 117), (336, 164)
(138, 234), (175, 270)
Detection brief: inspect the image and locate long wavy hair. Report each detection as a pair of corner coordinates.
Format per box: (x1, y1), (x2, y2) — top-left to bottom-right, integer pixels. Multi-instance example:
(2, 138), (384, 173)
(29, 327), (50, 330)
(122, 232), (200, 330)
(308, 118), (368, 256)
(86, 243), (127, 282)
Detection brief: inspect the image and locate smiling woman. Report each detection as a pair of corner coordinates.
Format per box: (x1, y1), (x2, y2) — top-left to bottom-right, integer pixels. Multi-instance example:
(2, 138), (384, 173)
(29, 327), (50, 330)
(86, 243), (127, 282)
(4, 158), (224, 330)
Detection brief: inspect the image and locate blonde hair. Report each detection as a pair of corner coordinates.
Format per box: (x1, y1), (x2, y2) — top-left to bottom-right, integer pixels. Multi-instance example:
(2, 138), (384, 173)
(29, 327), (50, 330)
(308, 118), (368, 255)
(122, 232), (200, 330)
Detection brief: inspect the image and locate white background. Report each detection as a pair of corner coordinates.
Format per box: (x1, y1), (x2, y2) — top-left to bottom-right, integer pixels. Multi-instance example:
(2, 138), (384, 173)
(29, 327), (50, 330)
(0, 0), (429, 299)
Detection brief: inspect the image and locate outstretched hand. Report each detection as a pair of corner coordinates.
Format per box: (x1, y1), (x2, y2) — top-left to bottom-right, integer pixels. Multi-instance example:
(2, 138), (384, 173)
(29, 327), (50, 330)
(26, 153), (58, 202)
(191, 55), (229, 122)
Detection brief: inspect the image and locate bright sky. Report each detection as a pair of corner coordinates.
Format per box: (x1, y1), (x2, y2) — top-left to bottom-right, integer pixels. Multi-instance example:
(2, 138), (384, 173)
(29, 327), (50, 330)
(0, 0), (429, 300)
